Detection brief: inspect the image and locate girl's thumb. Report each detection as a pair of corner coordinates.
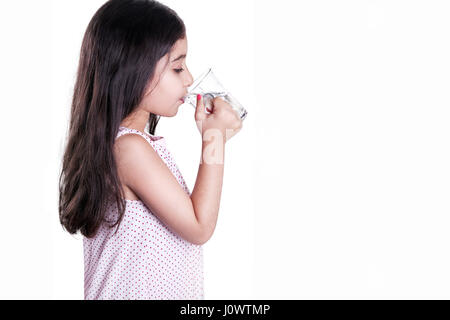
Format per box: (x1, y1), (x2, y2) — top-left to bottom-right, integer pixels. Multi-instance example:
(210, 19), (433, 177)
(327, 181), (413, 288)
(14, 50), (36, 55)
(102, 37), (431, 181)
(195, 94), (206, 119)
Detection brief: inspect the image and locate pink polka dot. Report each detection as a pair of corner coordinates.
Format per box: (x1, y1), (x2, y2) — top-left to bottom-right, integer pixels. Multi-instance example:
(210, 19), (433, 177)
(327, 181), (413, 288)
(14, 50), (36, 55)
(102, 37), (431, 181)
(83, 127), (204, 300)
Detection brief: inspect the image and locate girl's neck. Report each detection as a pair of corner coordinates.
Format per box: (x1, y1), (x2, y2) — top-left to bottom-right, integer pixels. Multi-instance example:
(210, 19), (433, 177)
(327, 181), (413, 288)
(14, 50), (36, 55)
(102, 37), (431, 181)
(120, 108), (151, 133)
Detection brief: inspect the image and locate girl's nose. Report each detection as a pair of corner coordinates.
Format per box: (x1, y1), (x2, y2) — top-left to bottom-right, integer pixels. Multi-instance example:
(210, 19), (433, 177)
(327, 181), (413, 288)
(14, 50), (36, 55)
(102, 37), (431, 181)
(185, 71), (194, 88)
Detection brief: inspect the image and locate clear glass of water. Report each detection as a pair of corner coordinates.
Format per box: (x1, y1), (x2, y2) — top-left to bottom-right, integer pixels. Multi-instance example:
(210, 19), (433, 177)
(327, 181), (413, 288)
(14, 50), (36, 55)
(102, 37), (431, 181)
(183, 68), (248, 121)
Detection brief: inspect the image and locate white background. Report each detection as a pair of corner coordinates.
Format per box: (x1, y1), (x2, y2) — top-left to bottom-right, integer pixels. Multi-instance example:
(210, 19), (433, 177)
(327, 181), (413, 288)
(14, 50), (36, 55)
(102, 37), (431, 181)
(0, 0), (449, 299)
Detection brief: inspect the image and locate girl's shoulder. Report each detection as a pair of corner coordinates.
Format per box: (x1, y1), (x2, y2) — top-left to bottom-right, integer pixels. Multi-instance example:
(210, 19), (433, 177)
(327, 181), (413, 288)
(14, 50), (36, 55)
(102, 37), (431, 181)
(114, 130), (159, 163)
(113, 130), (166, 198)
(117, 126), (165, 143)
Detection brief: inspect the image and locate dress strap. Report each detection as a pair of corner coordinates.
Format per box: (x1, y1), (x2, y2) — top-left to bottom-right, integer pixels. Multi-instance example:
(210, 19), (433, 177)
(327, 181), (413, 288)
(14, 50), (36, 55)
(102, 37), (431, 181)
(116, 126), (166, 147)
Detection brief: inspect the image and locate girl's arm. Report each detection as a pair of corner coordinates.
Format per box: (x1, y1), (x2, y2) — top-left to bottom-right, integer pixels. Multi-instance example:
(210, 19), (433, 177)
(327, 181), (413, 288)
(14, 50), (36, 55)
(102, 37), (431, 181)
(115, 134), (210, 245)
(190, 136), (225, 244)
(115, 98), (240, 245)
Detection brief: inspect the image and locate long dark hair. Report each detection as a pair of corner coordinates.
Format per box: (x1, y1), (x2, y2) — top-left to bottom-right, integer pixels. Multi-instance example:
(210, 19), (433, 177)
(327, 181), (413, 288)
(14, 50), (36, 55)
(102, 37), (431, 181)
(59, 0), (186, 238)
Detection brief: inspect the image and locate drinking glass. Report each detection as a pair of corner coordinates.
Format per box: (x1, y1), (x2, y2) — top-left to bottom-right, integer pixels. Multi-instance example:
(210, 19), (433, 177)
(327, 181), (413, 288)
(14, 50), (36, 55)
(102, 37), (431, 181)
(183, 68), (248, 120)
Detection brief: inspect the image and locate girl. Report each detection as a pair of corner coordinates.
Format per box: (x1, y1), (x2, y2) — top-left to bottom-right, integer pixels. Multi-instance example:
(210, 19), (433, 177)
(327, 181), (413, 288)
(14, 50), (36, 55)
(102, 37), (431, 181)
(58, 0), (243, 300)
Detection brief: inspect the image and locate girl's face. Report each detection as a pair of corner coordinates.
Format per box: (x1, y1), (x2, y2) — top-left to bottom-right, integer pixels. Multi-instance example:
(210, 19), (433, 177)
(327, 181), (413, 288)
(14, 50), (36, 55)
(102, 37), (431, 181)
(140, 37), (194, 117)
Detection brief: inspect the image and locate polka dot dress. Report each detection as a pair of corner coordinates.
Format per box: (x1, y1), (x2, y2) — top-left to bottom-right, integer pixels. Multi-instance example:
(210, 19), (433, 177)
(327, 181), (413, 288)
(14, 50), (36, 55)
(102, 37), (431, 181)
(83, 126), (204, 300)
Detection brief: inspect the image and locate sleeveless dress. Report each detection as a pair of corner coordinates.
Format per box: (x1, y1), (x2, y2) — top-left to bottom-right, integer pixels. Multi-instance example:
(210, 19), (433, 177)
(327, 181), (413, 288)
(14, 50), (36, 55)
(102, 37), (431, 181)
(83, 126), (204, 300)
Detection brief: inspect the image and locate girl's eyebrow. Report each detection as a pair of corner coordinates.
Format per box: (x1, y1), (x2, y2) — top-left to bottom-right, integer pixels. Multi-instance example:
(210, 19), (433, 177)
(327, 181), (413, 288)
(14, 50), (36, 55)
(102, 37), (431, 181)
(171, 54), (186, 62)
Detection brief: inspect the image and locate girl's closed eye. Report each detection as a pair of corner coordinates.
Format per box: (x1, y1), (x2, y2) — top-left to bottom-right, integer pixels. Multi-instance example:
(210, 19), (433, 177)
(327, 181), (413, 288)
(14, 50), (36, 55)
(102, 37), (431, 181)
(174, 68), (184, 73)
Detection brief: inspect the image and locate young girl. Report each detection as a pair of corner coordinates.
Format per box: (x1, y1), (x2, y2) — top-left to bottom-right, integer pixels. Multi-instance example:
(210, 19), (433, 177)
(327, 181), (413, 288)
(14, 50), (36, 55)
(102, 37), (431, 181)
(58, 0), (243, 300)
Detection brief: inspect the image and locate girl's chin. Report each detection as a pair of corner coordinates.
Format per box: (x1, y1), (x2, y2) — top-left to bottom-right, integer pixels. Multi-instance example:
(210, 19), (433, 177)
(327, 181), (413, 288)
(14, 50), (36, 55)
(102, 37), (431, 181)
(168, 104), (181, 117)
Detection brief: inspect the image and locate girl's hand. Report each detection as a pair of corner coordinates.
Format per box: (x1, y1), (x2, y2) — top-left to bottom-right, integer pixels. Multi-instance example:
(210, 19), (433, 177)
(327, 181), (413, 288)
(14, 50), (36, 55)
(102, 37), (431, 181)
(194, 94), (243, 142)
